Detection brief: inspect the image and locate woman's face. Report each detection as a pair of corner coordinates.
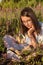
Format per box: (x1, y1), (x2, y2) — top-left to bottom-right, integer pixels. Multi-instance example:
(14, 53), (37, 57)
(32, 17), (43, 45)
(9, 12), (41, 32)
(21, 16), (34, 29)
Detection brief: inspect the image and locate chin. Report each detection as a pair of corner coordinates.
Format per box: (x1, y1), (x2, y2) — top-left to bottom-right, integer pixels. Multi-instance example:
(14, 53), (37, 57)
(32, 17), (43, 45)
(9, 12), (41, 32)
(28, 27), (32, 29)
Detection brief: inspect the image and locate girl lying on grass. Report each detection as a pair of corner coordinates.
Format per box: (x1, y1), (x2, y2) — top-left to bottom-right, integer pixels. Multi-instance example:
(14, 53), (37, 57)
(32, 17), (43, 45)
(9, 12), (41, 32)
(3, 7), (43, 61)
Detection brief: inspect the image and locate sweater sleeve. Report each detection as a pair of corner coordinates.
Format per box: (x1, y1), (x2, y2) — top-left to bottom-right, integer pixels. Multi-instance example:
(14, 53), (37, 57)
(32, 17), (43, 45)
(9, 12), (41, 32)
(37, 22), (43, 44)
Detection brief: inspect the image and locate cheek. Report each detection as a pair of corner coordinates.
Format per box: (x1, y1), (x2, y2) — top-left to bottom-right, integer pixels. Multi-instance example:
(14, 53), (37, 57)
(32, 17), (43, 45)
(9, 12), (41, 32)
(25, 23), (27, 26)
(28, 21), (33, 26)
(23, 22), (27, 26)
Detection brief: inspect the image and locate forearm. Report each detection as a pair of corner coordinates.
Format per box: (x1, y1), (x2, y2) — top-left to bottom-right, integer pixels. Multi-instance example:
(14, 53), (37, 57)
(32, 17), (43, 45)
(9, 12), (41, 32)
(30, 35), (37, 48)
(27, 27), (38, 48)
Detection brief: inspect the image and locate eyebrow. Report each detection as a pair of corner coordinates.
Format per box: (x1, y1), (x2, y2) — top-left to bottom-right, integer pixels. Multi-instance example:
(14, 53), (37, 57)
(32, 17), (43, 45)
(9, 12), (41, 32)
(24, 19), (31, 22)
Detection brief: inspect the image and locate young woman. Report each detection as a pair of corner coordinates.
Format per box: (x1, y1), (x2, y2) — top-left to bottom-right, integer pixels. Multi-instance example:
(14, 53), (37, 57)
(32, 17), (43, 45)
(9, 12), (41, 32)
(3, 7), (43, 61)
(20, 7), (43, 48)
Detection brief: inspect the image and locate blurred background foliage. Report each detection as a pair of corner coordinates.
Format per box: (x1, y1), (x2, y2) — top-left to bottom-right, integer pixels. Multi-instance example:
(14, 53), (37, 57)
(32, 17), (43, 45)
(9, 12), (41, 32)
(0, 0), (43, 63)
(0, 0), (43, 52)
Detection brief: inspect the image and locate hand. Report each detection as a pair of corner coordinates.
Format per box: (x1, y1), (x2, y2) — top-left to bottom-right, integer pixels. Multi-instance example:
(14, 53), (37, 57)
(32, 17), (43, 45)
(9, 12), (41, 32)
(27, 27), (37, 49)
(27, 27), (35, 38)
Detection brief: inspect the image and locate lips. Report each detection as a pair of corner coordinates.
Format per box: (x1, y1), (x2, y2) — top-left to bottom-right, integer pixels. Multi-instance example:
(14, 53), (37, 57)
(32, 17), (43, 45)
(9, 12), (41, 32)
(27, 25), (32, 29)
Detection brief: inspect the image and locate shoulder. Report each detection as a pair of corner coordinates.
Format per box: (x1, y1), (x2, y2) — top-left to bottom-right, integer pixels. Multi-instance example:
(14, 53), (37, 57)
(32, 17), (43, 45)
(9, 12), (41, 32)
(39, 22), (43, 34)
(37, 34), (43, 44)
(37, 22), (43, 44)
(41, 22), (43, 30)
(39, 22), (43, 28)
(36, 22), (43, 44)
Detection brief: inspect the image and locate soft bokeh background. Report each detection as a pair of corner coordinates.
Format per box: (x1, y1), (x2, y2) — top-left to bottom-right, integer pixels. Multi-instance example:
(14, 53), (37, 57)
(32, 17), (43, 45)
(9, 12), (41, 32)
(0, 0), (43, 65)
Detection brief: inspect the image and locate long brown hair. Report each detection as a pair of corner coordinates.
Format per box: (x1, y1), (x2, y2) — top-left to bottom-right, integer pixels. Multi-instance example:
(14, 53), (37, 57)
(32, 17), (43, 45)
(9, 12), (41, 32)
(20, 7), (41, 35)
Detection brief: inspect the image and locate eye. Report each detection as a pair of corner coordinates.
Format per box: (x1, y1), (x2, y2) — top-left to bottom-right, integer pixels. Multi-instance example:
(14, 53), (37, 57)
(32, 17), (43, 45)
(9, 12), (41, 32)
(27, 19), (32, 22)
(22, 21), (26, 23)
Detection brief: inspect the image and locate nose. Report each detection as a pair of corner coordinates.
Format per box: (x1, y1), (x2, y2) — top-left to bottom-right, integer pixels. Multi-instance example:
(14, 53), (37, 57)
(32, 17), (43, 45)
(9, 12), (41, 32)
(27, 21), (32, 28)
(28, 21), (31, 24)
